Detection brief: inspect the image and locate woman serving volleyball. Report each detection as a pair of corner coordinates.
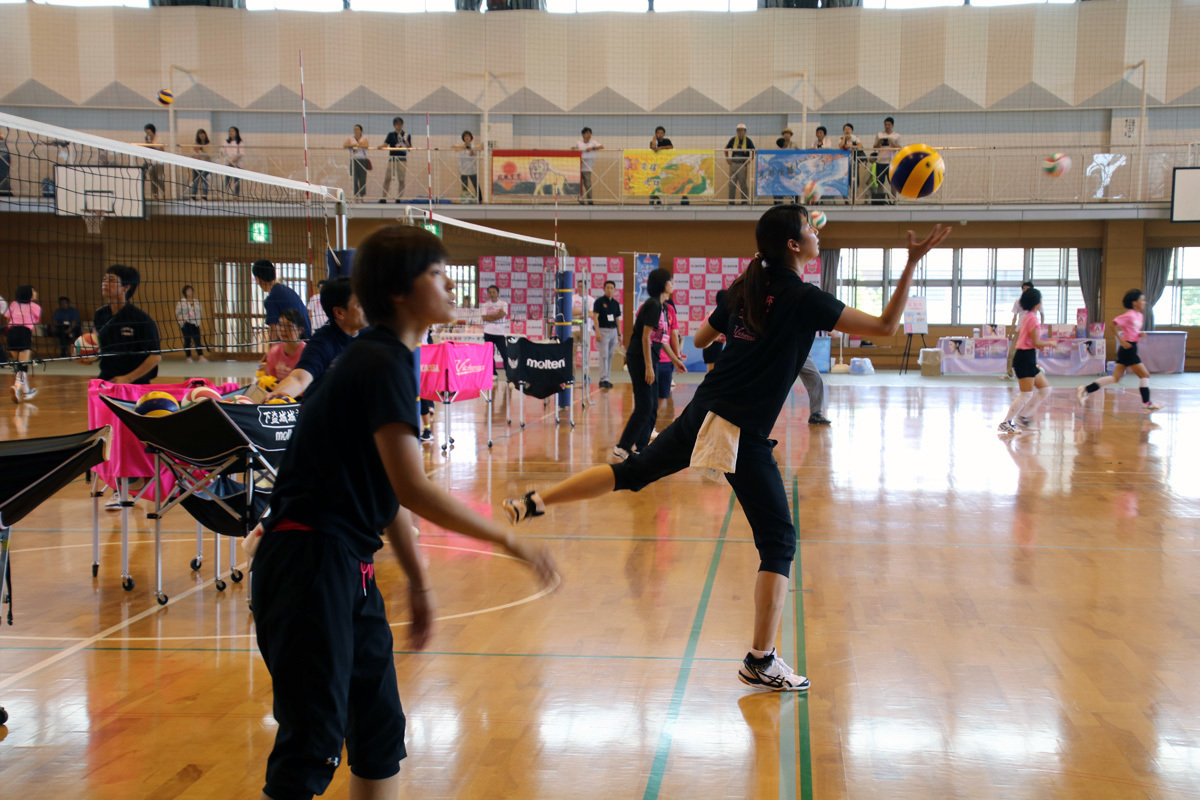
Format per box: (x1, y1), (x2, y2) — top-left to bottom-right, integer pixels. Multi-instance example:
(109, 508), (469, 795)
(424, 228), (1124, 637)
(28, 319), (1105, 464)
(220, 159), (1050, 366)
(504, 205), (950, 692)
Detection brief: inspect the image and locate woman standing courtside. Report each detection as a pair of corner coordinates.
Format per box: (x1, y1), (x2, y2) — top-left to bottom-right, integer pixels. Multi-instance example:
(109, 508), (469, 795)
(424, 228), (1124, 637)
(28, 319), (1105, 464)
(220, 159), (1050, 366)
(612, 268), (679, 461)
(506, 205), (949, 692)
(175, 285), (207, 363)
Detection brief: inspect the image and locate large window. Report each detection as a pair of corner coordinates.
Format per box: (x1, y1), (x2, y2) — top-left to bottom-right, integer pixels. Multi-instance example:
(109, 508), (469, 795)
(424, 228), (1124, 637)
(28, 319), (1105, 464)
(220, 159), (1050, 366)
(834, 247), (1083, 325)
(1154, 248), (1200, 326)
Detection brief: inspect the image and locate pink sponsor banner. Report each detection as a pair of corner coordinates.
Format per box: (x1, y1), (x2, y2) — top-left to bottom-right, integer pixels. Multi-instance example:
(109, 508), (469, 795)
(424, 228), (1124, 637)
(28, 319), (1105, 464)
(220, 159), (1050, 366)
(528, 273), (543, 288)
(609, 257), (623, 272)
(496, 272), (512, 289)
(724, 273), (737, 288)
(707, 258), (722, 274)
(673, 289), (688, 305)
(592, 272), (608, 290)
(802, 257), (821, 286)
(513, 257), (527, 273)
(689, 273), (705, 291)
(419, 342), (495, 402)
(529, 304), (544, 320)
(480, 256), (494, 270)
(512, 288), (527, 304)
(689, 305), (707, 323)
(673, 257), (689, 272)
(511, 320), (527, 335)
(707, 289), (721, 305)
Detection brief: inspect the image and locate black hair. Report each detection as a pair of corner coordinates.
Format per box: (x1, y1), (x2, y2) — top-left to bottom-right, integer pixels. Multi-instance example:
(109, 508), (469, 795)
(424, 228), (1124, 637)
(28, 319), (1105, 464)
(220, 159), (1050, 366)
(604, 280), (616, 288)
(279, 308), (306, 330)
(581, 127), (592, 135)
(353, 123), (363, 132)
(816, 125), (827, 135)
(320, 276), (354, 321)
(106, 264), (140, 299)
(884, 117), (895, 125)
(144, 123), (156, 135)
(645, 268), (671, 300)
(393, 116), (404, 126)
(776, 137), (787, 148)
(843, 123), (854, 131)
(727, 204), (811, 336)
(655, 126), (666, 135)
(181, 284), (194, 296)
(14, 285), (33, 304)
(58, 296), (70, 304)
(196, 129), (209, 144)
(462, 130), (474, 142)
(226, 126), (242, 144)
(487, 284), (499, 293)
(251, 260), (276, 283)
(1021, 281), (1034, 290)
(1019, 287), (1042, 312)
(1123, 288), (1144, 309)
(316, 279), (327, 290)
(352, 226), (449, 326)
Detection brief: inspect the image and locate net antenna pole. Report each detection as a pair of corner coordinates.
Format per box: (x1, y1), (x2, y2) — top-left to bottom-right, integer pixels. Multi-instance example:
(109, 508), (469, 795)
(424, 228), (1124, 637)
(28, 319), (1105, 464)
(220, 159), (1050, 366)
(426, 111), (434, 207)
(1128, 60), (1147, 202)
(299, 50), (314, 270)
(167, 66), (196, 199)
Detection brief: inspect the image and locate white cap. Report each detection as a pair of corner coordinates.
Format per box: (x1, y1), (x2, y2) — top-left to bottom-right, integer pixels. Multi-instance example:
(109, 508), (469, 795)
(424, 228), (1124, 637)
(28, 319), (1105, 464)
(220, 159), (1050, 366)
(736, 123), (747, 129)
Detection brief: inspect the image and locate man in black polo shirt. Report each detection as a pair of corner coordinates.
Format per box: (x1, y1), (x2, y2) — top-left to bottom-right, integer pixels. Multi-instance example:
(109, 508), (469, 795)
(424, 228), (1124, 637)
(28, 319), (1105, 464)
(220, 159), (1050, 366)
(269, 277), (366, 400)
(379, 116), (411, 204)
(95, 264), (161, 384)
(591, 280), (622, 389)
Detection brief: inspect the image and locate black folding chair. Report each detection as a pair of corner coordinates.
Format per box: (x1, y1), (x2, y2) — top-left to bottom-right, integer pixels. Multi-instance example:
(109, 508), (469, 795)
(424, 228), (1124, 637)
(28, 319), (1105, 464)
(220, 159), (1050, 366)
(0, 426), (112, 727)
(99, 396), (296, 604)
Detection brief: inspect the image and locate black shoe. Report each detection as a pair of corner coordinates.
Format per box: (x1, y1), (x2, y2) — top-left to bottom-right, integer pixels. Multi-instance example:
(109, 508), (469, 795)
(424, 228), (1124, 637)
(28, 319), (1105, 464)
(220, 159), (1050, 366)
(394, 199), (403, 204)
(378, 198), (387, 204)
(808, 413), (831, 426)
(420, 428), (433, 442)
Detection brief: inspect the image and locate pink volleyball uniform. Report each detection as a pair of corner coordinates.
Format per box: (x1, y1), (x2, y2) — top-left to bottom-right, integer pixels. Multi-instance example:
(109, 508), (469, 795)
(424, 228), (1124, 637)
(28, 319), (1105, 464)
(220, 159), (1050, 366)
(1015, 312), (1039, 350)
(658, 303), (679, 363)
(4, 302), (41, 328)
(1114, 309), (1143, 344)
(264, 342), (306, 380)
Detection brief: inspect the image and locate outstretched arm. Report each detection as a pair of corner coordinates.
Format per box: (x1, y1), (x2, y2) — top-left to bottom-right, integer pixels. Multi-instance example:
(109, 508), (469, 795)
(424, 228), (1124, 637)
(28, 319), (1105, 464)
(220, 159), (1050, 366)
(832, 226), (951, 337)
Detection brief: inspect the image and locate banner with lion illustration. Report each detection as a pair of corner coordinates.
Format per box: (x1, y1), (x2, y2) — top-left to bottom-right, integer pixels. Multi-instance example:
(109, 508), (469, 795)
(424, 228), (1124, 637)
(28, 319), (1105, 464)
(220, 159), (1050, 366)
(491, 151), (582, 197)
(623, 150), (716, 197)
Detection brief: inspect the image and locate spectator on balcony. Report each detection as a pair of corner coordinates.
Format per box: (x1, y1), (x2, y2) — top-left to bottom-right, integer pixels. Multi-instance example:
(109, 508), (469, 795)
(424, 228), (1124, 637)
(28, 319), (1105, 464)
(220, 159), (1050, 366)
(222, 127), (243, 198)
(725, 123), (755, 205)
(143, 124), (166, 200)
(455, 130), (481, 203)
(572, 127), (603, 205)
(811, 126), (830, 149)
(189, 129), (212, 201)
(873, 117), (901, 204)
(649, 126), (674, 205)
(379, 116), (411, 204)
(0, 127), (10, 197)
(344, 124), (370, 202)
(774, 128), (799, 205)
(838, 123), (863, 201)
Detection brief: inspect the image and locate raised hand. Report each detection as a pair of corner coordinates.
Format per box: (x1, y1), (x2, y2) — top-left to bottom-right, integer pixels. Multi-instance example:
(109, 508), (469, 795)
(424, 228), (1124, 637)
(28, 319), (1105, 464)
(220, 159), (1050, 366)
(905, 224), (952, 264)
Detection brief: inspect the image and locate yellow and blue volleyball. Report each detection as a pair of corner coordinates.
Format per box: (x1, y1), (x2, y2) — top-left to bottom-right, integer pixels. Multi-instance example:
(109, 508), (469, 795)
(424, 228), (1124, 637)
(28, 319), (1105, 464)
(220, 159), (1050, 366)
(135, 391), (180, 417)
(156, 89), (174, 106)
(265, 395), (297, 405)
(888, 143), (945, 199)
(256, 374), (279, 392)
(1042, 153), (1071, 178)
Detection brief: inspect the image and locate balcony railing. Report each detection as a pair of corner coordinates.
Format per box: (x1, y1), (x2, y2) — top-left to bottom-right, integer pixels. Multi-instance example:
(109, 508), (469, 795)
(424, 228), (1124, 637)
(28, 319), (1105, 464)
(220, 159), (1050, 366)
(1, 143), (1192, 208)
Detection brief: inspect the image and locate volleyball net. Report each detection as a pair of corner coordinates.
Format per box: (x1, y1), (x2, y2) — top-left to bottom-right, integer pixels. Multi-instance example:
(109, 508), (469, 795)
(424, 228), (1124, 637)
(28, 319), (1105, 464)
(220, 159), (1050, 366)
(0, 111), (344, 367)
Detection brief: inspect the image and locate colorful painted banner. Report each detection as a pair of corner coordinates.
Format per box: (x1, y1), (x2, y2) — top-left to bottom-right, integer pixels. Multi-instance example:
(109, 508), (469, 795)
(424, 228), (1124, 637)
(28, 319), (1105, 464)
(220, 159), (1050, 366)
(491, 150), (582, 197)
(623, 150), (716, 197)
(755, 150), (850, 198)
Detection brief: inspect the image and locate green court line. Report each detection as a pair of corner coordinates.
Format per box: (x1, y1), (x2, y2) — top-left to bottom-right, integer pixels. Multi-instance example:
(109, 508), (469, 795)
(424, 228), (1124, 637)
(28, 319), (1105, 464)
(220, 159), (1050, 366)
(642, 491), (736, 800)
(793, 475), (814, 800)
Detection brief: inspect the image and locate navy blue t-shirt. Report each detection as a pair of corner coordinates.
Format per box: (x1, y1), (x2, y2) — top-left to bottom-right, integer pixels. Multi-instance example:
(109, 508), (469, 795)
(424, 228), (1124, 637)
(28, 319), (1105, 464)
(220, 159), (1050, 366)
(294, 321), (356, 396)
(264, 283), (311, 338)
(267, 325), (421, 562)
(693, 268), (844, 438)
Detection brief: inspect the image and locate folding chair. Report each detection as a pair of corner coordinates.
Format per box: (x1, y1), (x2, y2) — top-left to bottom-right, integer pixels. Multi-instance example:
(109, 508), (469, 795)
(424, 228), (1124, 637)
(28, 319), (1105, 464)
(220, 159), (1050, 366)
(0, 426), (112, 727)
(99, 396), (294, 604)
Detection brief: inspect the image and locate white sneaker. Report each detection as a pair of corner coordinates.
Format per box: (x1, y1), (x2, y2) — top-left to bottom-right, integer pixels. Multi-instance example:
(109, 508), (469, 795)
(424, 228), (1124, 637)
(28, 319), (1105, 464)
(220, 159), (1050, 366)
(738, 649), (810, 692)
(10, 384), (21, 404)
(104, 492), (123, 513)
(1144, 402), (1164, 413)
(1076, 385), (1088, 406)
(998, 373), (1014, 381)
(997, 421), (1020, 436)
(502, 491), (545, 525)
(186, 357), (193, 364)
(22, 387), (38, 402)
(199, 356), (209, 363)
(1016, 415), (1035, 430)
(612, 446), (630, 462)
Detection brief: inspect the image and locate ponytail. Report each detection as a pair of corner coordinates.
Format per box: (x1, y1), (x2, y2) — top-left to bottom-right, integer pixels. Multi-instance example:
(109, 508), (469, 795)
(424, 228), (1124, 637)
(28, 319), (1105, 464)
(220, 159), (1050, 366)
(727, 204), (811, 335)
(725, 257), (770, 335)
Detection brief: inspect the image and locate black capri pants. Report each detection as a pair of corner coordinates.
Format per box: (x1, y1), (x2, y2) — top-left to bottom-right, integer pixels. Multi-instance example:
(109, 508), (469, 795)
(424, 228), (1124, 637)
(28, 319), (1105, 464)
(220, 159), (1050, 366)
(617, 360), (658, 452)
(483, 333), (508, 375)
(251, 529), (407, 800)
(612, 401), (796, 577)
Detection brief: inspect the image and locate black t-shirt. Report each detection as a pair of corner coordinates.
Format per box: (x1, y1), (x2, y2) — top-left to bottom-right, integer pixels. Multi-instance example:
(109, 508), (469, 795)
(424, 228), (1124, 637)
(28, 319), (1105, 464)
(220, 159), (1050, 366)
(268, 325), (420, 562)
(384, 130), (412, 160)
(593, 296), (621, 329)
(94, 303), (160, 383)
(294, 321), (356, 397)
(626, 299), (665, 372)
(651, 137), (673, 149)
(693, 269), (844, 438)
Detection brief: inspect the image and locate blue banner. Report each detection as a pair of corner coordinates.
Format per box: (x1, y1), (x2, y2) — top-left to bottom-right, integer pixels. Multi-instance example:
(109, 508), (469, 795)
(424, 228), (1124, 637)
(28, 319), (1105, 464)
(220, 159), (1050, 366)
(634, 253), (659, 308)
(755, 150), (850, 199)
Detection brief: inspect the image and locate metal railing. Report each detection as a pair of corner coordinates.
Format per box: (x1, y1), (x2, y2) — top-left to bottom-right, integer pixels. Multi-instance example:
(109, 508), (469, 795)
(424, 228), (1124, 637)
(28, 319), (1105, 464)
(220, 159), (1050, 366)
(1, 142), (1192, 207)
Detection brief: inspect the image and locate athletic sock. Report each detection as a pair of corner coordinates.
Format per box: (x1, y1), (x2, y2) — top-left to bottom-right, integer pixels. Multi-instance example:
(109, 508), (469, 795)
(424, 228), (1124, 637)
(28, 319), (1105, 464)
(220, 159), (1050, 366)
(1004, 393), (1030, 423)
(1026, 386), (1052, 416)
(749, 648), (773, 660)
(1140, 378), (1150, 404)
(1087, 376), (1116, 394)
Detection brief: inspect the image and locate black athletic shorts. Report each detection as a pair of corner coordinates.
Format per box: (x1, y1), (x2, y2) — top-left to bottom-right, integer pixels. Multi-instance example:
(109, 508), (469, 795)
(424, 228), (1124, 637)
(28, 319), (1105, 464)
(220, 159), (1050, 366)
(1012, 348), (1039, 379)
(6, 325), (32, 352)
(611, 401), (796, 577)
(251, 528), (406, 800)
(1116, 342), (1141, 367)
(420, 399), (434, 415)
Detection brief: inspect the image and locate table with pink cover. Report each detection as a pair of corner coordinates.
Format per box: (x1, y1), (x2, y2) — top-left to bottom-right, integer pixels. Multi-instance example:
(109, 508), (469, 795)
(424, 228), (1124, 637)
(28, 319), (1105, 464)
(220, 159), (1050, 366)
(1138, 331), (1188, 374)
(938, 338), (1105, 377)
(419, 341), (497, 451)
(85, 378), (240, 587)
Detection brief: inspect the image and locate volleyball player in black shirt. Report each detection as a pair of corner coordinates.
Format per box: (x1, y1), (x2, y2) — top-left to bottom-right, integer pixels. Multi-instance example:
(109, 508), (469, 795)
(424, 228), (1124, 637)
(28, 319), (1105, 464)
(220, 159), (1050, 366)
(95, 265), (161, 384)
(505, 206), (949, 692)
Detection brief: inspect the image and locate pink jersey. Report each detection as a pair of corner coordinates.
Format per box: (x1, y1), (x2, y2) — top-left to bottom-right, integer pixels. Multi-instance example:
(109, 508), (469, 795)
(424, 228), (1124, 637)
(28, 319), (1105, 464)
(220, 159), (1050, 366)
(1114, 309), (1143, 343)
(264, 341), (305, 380)
(4, 302), (41, 328)
(1015, 311), (1039, 350)
(658, 303), (679, 363)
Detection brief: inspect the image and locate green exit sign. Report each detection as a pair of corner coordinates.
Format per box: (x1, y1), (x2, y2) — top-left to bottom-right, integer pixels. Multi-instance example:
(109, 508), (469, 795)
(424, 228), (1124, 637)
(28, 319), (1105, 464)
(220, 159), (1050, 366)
(419, 221), (442, 238)
(249, 220), (272, 244)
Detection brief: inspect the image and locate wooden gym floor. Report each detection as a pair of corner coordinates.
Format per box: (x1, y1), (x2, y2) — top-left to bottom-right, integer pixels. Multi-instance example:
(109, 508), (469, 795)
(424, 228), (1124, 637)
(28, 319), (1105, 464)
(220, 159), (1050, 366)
(1, 372), (1198, 799)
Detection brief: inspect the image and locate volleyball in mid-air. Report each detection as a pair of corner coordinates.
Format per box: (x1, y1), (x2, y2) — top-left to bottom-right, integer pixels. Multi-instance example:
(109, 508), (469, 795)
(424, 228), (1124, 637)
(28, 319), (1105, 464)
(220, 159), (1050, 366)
(801, 180), (821, 205)
(156, 89), (175, 106)
(810, 210), (827, 230)
(888, 143), (945, 199)
(73, 332), (100, 363)
(1042, 153), (1071, 178)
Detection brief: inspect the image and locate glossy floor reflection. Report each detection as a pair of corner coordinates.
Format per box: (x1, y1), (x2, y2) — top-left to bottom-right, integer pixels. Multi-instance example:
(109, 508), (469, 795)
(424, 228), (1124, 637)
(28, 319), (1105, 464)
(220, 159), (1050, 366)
(1, 374), (1198, 799)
